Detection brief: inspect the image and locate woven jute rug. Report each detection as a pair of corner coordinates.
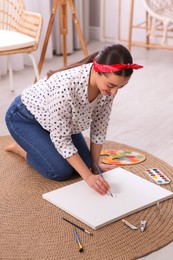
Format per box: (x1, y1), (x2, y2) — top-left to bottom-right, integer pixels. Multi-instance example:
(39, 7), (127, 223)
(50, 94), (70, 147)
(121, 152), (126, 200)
(1, 135), (173, 260)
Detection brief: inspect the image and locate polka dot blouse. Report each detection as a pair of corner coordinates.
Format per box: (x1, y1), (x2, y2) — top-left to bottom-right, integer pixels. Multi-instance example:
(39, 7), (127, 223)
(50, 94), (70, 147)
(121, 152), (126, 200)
(21, 63), (115, 159)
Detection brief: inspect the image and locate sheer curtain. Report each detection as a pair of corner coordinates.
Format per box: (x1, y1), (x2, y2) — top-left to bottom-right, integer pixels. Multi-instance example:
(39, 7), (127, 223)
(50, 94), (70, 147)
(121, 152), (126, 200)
(0, 0), (90, 77)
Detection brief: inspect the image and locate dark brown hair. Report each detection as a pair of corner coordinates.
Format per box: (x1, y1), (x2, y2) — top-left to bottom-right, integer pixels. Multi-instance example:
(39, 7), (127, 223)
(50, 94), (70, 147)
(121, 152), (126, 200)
(47, 44), (133, 78)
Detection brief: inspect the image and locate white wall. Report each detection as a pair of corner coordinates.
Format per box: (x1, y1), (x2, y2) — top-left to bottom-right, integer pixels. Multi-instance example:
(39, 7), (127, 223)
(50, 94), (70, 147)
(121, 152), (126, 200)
(89, 0), (146, 42)
(91, 0), (173, 46)
(100, 0), (118, 42)
(90, 0), (100, 27)
(100, 0), (146, 43)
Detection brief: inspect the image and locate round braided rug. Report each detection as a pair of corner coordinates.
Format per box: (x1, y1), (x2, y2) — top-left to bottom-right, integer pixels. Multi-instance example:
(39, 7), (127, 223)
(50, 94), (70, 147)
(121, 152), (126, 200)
(1, 135), (173, 260)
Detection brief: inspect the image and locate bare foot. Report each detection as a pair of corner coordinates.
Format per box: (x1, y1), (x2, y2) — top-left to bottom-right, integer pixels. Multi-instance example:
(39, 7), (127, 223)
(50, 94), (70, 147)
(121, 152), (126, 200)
(5, 142), (26, 159)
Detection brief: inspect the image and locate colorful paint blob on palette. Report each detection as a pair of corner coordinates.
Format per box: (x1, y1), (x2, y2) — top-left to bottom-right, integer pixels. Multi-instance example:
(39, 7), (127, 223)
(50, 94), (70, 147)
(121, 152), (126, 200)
(145, 168), (170, 185)
(100, 149), (146, 165)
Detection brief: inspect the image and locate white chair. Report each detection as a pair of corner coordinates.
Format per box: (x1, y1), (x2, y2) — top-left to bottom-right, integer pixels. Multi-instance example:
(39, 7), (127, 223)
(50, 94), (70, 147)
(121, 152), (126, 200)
(143, 0), (173, 45)
(0, 0), (42, 91)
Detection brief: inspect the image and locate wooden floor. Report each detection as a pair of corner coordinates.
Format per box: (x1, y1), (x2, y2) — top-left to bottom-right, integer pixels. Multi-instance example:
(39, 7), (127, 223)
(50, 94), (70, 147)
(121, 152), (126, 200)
(0, 40), (173, 259)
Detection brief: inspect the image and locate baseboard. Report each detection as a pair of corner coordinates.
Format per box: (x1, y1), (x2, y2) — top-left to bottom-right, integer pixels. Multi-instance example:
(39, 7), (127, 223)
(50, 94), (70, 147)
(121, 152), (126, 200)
(89, 26), (100, 41)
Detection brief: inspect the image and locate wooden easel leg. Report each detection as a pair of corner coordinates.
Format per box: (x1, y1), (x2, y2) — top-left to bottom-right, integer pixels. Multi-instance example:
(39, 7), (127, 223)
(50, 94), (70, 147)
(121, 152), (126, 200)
(60, 0), (68, 66)
(146, 11), (150, 50)
(37, 0), (60, 79)
(128, 0), (135, 52)
(36, 0), (88, 81)
(68, 0), (88, 57)
(117, 0), (121, 42)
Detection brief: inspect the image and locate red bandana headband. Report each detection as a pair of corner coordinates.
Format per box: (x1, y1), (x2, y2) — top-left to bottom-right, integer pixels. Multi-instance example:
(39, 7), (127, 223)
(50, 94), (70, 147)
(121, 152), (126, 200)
(93, 59), (143, 73)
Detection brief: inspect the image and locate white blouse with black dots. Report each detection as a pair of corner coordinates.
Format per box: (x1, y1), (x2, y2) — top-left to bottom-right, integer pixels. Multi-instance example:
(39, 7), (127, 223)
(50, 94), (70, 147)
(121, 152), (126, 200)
(21, 63), (115, 159)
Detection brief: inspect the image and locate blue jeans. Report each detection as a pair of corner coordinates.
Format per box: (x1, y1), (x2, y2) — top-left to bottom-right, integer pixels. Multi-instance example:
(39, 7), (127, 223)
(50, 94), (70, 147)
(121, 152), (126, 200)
(5, 96), (91, 181)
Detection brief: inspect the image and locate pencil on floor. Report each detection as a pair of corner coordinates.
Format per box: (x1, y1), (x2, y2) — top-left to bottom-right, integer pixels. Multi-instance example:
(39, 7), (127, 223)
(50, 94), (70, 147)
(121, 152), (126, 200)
(74, 229), (83, 252)
(62, 217), (93, 236)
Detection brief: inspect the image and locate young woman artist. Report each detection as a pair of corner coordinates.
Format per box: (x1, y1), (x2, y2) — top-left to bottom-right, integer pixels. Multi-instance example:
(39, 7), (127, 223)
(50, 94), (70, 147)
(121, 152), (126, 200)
(5, 44), (143, 196)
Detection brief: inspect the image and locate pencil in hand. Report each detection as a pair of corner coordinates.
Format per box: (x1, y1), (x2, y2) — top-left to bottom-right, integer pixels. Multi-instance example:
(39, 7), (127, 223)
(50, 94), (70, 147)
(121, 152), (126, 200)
(95, 163), (113, 197)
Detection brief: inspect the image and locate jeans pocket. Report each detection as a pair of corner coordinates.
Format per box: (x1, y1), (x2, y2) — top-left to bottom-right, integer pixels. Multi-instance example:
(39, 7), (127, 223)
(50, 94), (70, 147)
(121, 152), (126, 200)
(16, 104), (35, 121)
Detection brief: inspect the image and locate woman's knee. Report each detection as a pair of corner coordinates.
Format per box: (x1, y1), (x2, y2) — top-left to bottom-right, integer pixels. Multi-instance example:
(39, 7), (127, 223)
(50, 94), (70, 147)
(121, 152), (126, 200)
(45, 167), (73, 181)
(28, 156), (73, 181)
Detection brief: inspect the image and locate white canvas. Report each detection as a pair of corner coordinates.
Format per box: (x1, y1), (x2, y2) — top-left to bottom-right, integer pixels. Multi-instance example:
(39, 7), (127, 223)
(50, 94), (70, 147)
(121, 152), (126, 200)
(42, 167), (173, 230)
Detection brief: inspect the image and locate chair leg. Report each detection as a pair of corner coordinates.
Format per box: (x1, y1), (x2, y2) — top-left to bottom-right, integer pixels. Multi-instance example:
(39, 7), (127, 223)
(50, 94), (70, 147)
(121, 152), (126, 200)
(28, 53), (40, 82)
(127, 0), (135, 52)
(7, 56), (14, 92)
(162, 22), (168, 45)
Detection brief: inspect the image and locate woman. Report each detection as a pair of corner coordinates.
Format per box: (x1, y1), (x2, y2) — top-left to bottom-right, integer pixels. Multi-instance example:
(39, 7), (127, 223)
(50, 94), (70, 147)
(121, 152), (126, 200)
(5, 44), (143, 195)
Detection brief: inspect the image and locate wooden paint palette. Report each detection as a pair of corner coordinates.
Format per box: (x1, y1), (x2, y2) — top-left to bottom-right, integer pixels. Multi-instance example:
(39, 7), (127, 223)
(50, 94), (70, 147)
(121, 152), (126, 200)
(100, 149), (146, 165)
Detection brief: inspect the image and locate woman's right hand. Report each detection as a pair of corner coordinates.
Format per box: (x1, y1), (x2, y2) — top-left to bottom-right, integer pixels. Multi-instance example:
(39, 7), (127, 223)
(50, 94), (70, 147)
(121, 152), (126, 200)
(85, 174), (110, 195)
